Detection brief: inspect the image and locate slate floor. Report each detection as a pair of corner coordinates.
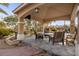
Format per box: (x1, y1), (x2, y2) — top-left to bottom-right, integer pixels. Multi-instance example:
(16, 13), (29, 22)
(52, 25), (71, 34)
(23, 35), (75, 56)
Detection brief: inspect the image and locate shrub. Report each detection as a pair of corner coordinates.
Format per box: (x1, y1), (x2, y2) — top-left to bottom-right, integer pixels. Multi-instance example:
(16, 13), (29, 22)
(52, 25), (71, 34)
(0, 28), (14, 37)
(51, 29), (57, 32)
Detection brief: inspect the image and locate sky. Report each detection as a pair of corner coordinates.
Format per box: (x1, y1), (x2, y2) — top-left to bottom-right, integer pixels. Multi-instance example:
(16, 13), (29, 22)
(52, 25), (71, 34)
(0, 3), (21, 17)
(49, 17), (78, 26)
(0, 3), (77, 26)
(49, 21), (70, 26)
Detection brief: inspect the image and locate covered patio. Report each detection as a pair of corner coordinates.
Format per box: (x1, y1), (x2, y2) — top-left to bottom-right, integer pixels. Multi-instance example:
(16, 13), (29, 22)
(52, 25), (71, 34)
(13, 3), (79, 56)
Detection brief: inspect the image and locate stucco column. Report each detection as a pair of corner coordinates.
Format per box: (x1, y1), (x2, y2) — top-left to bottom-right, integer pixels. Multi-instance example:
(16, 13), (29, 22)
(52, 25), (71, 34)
(70, 16), (75, 33)
(17, 17), (25, 40)
(75, 11), (79, 56)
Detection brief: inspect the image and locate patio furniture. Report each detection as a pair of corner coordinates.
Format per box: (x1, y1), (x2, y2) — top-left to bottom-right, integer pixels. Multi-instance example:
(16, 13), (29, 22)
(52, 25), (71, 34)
(66, 32), (77, 46)
(34, 31), (43, 40)
(49, 31), (65, 45)
(44, 33), (54, 39)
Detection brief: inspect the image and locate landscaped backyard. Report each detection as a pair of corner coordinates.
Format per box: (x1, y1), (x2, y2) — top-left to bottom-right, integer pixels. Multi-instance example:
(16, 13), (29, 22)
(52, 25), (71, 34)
(0, 3), (79, 56)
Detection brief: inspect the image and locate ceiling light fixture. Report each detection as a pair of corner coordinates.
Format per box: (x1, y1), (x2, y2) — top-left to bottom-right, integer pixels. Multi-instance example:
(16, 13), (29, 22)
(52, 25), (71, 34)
(34, 8), (39, 13)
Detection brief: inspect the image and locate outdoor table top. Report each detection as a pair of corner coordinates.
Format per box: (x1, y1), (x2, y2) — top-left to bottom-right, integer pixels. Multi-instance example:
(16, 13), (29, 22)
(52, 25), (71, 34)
(38, 32), (54, 37)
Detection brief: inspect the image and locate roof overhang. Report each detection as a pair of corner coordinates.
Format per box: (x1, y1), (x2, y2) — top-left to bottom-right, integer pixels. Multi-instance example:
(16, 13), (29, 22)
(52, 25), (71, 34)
(13, 3), (78, 23)
(13, 3), (28, 13)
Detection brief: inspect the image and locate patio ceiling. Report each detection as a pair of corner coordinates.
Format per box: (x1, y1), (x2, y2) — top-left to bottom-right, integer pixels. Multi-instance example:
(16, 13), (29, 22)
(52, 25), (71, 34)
(31, 3), (75, 23)
(13, 3), (76, 23)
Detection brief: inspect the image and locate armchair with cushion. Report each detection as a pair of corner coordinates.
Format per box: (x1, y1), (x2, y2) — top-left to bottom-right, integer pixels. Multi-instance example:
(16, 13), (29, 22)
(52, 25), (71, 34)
(49, 31), (65, 45)
(66, 32), (77, 46)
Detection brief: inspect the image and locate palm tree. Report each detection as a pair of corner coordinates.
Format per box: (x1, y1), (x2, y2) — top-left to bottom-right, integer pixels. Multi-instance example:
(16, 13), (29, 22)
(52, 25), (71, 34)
(0, 3), (9, 15)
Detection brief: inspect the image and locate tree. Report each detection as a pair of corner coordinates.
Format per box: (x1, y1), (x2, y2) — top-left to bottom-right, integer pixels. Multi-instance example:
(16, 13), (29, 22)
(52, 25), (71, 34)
(0, 21), (6, 28)
(0, 3), (9, 15)
(65, 25), (70, 33)
(3, 15), (18, 26)
(3, 15), (18, 36)
(25, 19), (42, 35)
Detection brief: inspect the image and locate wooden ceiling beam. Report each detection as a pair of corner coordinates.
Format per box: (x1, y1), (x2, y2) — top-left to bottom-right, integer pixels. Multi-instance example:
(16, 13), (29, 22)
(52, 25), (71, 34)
(43, 14), (70, 21)
(31, 14), (70, 23)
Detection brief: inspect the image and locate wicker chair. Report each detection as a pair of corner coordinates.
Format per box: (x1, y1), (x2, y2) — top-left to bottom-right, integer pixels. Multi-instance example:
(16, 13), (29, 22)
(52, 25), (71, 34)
(66, 32), (77, 46)
(49, 31), (65, 45)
